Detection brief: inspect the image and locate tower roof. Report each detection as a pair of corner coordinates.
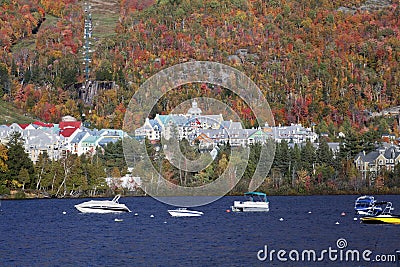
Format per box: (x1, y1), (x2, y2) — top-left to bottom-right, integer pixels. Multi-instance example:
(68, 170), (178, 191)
(187, 100), (202, 116)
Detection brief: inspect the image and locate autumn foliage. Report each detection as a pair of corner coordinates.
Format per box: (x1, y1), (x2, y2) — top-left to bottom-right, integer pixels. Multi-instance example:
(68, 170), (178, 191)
(0, 0), (398, 132)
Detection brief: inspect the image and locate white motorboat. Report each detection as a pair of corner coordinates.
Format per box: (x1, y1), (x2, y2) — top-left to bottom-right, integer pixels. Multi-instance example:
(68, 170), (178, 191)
(231, 192), (270, 212)
(168, 208), (204, 217)
(75, 195), (131, 213)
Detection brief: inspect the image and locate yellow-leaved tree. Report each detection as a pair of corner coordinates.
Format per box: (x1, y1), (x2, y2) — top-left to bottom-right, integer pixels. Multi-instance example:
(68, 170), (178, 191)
(0, 144), (8, 172)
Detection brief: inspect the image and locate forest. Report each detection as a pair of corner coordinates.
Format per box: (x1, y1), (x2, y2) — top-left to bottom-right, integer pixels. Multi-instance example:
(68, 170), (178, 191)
(0, 0), (398, 129)
(0, 132), (130, 197)
(0, 0), (399, 197)
(1, 129), (400, 198)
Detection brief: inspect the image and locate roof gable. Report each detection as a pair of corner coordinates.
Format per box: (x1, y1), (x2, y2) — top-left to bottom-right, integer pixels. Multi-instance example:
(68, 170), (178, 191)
(33, 121), (54, 128)
(19, 123), (30, 129)
(59, 121), (81, 130)
(60, 128), (78, 137)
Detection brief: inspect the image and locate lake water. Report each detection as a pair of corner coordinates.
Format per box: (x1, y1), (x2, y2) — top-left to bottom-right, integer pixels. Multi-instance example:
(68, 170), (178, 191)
(1, 195), (400, 266)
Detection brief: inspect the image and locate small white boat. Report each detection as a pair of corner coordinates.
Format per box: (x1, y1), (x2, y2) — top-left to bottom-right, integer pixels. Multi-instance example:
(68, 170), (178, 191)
(231, 192), (269, 212)
(75, 195), (131, 213)
(168, 208), (204, 217)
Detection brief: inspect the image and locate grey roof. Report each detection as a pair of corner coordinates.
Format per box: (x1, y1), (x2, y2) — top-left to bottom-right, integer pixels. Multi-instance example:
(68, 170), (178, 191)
(169, 115), (188, 126)
(327, 142), (340, 150)
(383, 147), (400, 159)
(0, 125), (12, 138)
(186, 115), (222, 127)
(23, 129), (63, 149)
(230, 122), (243, 130)
(220, 121), (232, 129)
(363, 151), (381, 162)
(149, 119), (161, 129)
(70, 132), (87, 144)
(381, 142), (399, 149)
(198, 129), (228, 139)
(98, 137), (119, 146)
(220, 120), (243, 130)
(99, 129), (125, 137)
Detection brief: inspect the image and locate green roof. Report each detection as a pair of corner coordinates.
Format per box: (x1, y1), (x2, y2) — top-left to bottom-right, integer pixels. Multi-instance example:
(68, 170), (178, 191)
(82, 136), (99, 144)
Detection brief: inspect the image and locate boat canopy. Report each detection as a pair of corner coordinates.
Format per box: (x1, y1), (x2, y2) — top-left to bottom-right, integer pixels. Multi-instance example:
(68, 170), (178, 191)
(244, 192), (268, 202)
(244, 192), (267, 197)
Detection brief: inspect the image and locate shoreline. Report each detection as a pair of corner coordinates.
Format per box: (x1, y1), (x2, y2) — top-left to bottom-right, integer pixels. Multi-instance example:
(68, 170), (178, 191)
(1, 189), (399, 200)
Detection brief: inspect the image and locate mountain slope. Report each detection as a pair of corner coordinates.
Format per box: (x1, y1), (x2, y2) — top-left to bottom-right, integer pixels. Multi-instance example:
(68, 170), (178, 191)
(0, 100), (33, 125)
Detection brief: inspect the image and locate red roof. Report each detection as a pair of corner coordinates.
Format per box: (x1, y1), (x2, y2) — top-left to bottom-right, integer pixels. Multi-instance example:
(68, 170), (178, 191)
(60, 128), (78, 137)
(59, 121), (81, 137)
(19, 124), (30, 129)
(33, 121), (54, 127)
(59, 121), (81, 130)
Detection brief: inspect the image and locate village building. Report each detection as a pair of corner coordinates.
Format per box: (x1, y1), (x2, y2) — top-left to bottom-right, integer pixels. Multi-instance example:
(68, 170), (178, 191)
(354, 145), (400, 179)
(0, 117), (128, 163)
(135, 100), (319, 148)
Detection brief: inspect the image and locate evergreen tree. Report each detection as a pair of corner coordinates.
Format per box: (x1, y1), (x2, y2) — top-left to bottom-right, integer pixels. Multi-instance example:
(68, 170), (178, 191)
(316, 138), (333, 165)
(0, 63), (10, 96)
(99, 140), (127, 177)
(6, 132), (34, 187)
(68, 156), (87, 193)
(300, 140), (316, 174)
(339, 132), (364, 161)
(289, 144), (301, 186)
(243, 143), (261, 181)
(274, 140), (290, 178)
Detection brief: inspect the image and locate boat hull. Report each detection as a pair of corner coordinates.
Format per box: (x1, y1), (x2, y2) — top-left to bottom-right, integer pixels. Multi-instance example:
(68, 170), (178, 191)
(361, 215), (400, 224)
(231, 201), (269, 212)
(168, 209), (203, 217)
(75, 199), (131, 214)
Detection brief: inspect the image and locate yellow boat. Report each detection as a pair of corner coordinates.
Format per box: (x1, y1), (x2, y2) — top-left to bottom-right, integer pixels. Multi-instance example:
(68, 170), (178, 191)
(361, 202), (400, 224)
(361, 214), (400, 224)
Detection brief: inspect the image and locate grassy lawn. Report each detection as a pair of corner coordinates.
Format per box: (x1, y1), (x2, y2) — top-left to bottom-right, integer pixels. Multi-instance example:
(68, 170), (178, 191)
(0, 100), (33, 125)
(41, 14), (60, 28)
(11, 14), (59, 53)
(91, 13), (119, 39)
(11, 38), (36, 52)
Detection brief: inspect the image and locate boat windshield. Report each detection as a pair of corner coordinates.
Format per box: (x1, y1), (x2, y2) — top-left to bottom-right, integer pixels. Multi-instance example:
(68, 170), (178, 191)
(112, 195), (121, 203)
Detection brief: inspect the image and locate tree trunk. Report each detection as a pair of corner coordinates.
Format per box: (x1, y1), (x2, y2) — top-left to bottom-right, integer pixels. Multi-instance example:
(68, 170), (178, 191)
(36, 165), (45, 190)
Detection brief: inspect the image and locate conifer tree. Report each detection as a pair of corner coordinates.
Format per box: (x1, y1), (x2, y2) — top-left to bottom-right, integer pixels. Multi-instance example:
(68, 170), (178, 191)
(6, 132), (34, 187)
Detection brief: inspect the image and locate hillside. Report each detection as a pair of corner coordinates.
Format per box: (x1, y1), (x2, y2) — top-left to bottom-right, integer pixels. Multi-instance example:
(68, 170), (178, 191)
(0, 0), (398, 135)
(0, 100), (33, 125)
(114, 0), (399, 128)
(88, 0), (120, 39)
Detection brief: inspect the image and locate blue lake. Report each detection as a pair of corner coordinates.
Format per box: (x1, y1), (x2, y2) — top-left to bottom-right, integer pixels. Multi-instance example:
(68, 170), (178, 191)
(1, 195), (400, 266)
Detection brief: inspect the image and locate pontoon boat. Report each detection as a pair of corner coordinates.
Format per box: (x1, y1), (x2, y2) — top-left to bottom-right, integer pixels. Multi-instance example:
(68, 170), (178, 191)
(231, 192), (269, 212)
